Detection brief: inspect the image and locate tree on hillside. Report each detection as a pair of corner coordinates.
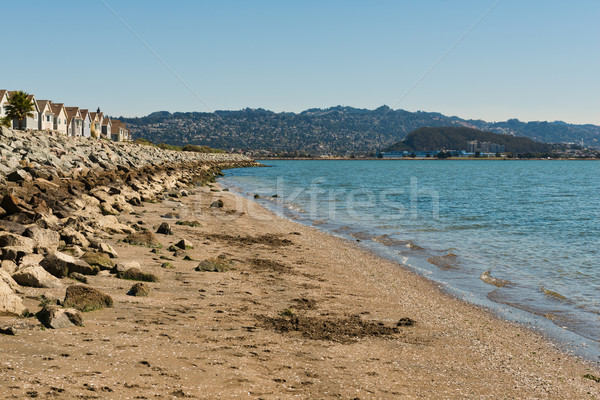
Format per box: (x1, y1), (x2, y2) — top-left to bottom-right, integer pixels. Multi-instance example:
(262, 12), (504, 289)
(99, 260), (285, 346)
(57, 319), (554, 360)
(6, 91), (35, 130)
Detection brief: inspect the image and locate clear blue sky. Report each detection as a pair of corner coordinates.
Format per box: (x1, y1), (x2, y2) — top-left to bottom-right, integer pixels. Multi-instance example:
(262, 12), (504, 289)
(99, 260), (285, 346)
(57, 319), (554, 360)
(2, 0), (598, 124)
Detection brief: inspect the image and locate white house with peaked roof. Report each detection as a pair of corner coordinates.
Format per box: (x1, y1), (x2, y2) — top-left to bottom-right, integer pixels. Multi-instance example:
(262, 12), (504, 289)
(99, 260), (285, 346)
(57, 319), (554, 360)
(37, 100), (55, 131)
(90, 109), (103, 138)
(51, 103), (68, 135)
(80, 109), (92, 138)
(111, 119), (130, 142)
(0, 90), (9, 118)
(65, 107), (83, 137)
(101, 116), (112, 139)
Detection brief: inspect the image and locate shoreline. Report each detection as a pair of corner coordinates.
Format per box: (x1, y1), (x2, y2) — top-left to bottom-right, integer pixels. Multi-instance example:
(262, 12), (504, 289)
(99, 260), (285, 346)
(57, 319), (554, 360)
(1, 177), (599, 398)
(225, 180), (600, 364)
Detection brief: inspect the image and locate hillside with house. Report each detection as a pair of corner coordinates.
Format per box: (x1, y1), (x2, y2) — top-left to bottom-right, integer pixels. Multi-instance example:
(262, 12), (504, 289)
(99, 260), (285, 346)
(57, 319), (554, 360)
(0, 90), (130, 142)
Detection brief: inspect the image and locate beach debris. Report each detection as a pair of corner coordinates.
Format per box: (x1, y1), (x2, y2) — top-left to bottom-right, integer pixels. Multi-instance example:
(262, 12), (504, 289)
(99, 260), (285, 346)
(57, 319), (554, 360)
(175, 220), (201, 227)
(127, 282), (150, 297)
(258, 313), (399, 343)
(210, 199), (224, 208)
(63, 285), (113, 312)
(540, 286), (567, 301)
(426, 253), (460, 270)
(480, 270), (511, 287)
(396, 317), (416, 326)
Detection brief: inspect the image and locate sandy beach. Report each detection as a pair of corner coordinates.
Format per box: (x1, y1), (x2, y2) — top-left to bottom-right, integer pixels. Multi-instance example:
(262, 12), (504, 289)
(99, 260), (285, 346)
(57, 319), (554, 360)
(1, 183), (599, 399)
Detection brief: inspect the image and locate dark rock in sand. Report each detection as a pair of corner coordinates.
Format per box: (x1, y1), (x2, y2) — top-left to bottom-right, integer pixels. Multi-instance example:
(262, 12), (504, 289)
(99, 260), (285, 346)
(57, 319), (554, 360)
(37, 304), (84, 329)
(63, 285), (113, 312)
(156, 222), (173, 235)
(175, 239), (193, 250)
(127, 282), (150, 297)
(68, 272), (88, 284)
(40, 251), (99, 278)
(116, 267), (159, 282)
(210, 199), (224, 208)
(161, 262), (175, 269)
(172, 249), (187, 258)
(123, 230), (161, 248)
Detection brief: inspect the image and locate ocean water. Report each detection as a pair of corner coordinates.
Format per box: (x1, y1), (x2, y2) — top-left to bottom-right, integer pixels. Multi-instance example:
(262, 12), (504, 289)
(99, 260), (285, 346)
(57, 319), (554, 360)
(221, 159), (600, 362)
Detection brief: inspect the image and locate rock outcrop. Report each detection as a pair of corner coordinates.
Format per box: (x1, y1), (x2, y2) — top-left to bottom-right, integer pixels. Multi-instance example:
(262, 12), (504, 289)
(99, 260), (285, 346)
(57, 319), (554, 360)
(0, 126), (259, 330)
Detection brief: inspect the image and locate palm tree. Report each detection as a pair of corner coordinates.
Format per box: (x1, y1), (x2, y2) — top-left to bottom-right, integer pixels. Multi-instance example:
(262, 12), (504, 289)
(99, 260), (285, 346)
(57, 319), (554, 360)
(6, 91), (35, 130)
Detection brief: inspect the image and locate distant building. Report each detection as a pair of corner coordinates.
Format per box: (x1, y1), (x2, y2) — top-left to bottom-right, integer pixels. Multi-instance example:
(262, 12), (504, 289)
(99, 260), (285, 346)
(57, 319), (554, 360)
(9, 92), (40, 130)
(65, 107), (83, 137)
(80, 109), (92, 138)
(111, 119), (131, 142)
(467, 140), (505, 154)
(37, 100), (55, 131)
(51, 103), (68, 135)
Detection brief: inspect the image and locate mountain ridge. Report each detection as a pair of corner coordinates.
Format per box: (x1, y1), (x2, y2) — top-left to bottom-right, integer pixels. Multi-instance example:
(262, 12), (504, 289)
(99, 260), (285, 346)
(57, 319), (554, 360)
(120, 106), (600, 155)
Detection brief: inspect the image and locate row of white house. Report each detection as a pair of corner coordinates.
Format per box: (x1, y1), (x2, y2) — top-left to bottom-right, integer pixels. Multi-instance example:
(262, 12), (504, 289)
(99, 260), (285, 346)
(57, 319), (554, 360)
(0, 90), (130, 142)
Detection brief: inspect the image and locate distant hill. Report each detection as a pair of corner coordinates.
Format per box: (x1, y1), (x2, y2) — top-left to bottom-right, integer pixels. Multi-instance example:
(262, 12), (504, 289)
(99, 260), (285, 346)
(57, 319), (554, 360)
(386, 127), (554, 154)
(120, 106), (600, 155)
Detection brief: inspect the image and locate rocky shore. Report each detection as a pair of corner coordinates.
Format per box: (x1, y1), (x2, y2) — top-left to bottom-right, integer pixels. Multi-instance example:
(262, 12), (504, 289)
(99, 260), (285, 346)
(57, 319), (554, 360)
(0, 127), (599, 399)
(0, 127), (258, 326)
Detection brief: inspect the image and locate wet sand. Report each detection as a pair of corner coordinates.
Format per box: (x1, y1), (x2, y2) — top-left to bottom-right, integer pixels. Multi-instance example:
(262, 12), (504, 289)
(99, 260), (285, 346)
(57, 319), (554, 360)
(1, 184), (599, 399)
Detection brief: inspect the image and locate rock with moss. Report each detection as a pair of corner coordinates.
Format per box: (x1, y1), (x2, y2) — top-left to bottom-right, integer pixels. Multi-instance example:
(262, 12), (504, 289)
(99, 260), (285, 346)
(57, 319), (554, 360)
(195, 257), (234, 272)
(127, 282), (150, 297)
(175, 220), (201, 228)
(122, 230), (161, 248)
(40, 251), (99, 278)
(161, 262), (175, 269)
(116, 267), (159, 282)
(62, 285), (113, 312)
(81, 252), (115, 271)
(68, 272), (88, 284)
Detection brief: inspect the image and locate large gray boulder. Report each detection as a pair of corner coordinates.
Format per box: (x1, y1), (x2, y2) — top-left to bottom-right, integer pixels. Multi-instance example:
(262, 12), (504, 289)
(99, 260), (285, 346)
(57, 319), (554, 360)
(59, 227), (91, 249)
(37, 304), (83, 329)
(40, 251), (99, 278)
(0, 280), (25, 316)
(23, 225), (60, 254)
(12, 265), (63, 288)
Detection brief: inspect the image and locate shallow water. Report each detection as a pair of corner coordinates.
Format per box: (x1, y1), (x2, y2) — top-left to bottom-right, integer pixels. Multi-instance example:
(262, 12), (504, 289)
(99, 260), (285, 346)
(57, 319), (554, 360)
(221, 159), (600, 362)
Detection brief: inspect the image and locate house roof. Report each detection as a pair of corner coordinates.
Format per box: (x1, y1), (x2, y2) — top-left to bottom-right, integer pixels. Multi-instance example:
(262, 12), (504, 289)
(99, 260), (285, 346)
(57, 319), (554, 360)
(90, 112), (103, 122)
(36, 100), (54, 114)
(111, 119), (130, 134)
(65, 107), (82, 124)
(80, 109), (90, 121)
(0, 90), (7, 102)
(102, 116), (112, 126)
(51, 103), (66, 116)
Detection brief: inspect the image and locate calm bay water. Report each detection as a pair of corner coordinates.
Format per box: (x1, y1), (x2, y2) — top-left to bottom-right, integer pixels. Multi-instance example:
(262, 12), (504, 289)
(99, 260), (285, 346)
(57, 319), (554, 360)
(221, 160), (600, 361)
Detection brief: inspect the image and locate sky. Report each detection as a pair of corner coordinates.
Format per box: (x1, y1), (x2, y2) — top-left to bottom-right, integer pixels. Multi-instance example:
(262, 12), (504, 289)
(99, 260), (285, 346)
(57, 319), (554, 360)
(2, 0), (599, 124)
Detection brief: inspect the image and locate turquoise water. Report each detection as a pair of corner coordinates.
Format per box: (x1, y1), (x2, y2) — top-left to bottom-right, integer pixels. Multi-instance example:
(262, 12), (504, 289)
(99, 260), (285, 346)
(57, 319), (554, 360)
(221, 160), (600, 361)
